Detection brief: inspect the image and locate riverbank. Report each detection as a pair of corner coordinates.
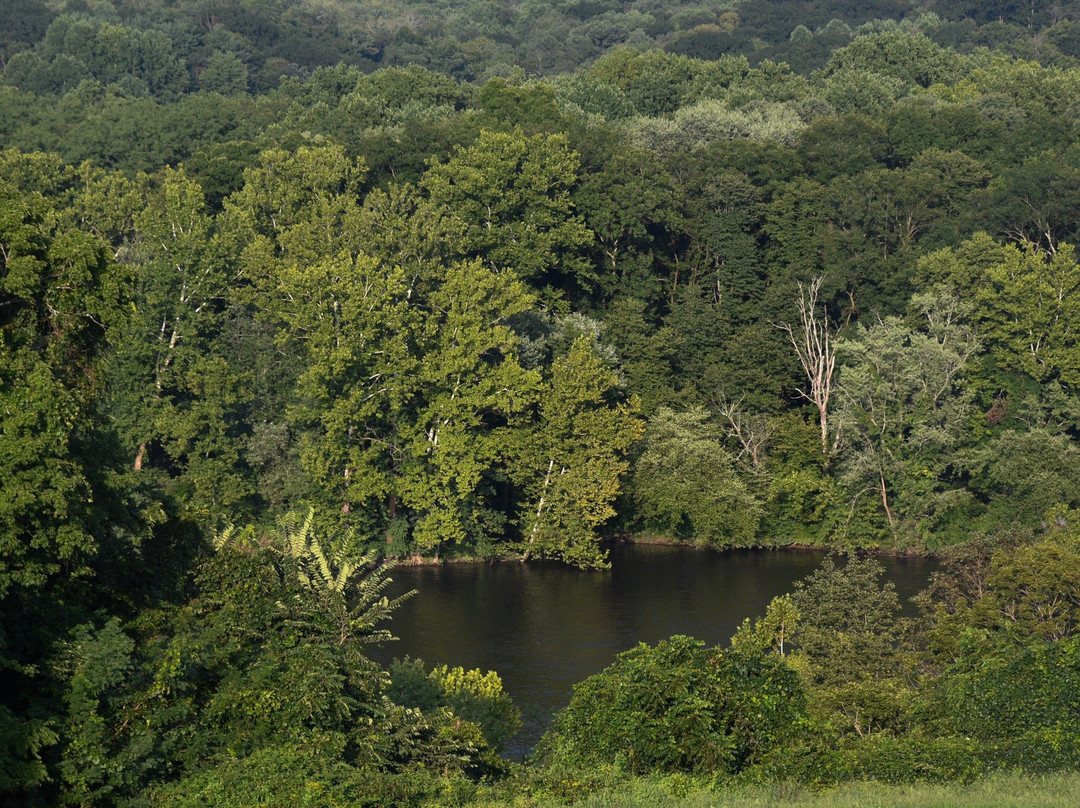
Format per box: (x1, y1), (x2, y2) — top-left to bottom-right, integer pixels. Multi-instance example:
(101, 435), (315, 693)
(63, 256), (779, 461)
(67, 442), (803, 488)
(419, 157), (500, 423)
(388, 532), (938, 569)
(375, 543), (937, 758)
(615, 531), (941, 557)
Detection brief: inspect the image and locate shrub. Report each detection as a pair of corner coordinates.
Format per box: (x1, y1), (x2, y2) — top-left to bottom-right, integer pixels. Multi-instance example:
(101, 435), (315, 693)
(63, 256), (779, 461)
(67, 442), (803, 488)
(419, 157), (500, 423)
(536, 635), (807, 776)
(917, 634), (1080, 772)
(388, 658), (522, 753)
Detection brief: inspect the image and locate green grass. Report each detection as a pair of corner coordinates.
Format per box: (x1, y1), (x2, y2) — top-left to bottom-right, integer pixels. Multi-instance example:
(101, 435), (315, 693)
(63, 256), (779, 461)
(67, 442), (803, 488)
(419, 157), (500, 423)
(465, 771), (1080, 808)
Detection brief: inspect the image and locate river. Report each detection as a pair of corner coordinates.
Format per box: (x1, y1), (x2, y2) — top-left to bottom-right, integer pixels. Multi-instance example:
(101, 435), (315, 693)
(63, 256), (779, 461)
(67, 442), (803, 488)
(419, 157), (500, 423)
(372, 543), (938, 758)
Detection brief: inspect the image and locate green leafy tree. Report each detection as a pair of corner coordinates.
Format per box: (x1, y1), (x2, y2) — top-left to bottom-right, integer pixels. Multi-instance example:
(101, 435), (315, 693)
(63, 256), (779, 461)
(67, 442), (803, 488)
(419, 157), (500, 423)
(18, 16), (189, 99)
(57, 513), (445, 805)
(835, 293), (978, 546)
(917, 235), (1080, 435)
(964, 428), (1080, 529)
(917, 632), (1080, 772)
(789, 555), (912, 737)
(833, 149), (988, 258)
(981, 148), (1080, 250)
(387, 658), (521, 754)
(396, 259), (539, 552)
(280, 248), (541, 553)
(0, 175), (127, 597)
(423, 130), (594, 300)
(587, 48), (701, 116)
(824, 68), (908, 117)
(513, 337), (643, 568)
(600, 297), (678, 414)
(630, 406), (761, 548)
(108, 168), (251, 522)
(221, 145), (373, 517)
(798, 114), (890, 182)
(282, 250), (417, 525)
(731, 593), (801, 657)
(922, 534), (1080, 658)
(198, 51), (249, 95)
(1, 200), (79, 612)
(825, 31), (962, 88)
(223, 143), (367, 272)
(977, 242), (1080, 388)
(0, 173), (180, 801)
(574, 149), (677, 304)
(676, 168), (767, 324)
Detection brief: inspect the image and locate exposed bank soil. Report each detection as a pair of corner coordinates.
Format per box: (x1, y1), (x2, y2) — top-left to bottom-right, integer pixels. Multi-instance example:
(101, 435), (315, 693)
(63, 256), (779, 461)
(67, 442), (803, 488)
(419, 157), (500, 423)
(605, 532), (936, 558)
(388, 534), (936, 568)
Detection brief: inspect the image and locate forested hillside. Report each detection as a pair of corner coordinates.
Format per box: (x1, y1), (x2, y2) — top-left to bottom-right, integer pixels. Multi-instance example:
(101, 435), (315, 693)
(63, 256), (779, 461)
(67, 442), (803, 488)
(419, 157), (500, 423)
(5, 0), (1080, 804)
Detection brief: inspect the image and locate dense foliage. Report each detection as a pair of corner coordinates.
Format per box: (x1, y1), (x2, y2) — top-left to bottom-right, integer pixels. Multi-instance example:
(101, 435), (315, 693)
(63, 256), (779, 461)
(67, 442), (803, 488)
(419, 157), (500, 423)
(537, 635), (807, 775)
(7, 0), (1080, 803)
(532, 538), (1080, 798)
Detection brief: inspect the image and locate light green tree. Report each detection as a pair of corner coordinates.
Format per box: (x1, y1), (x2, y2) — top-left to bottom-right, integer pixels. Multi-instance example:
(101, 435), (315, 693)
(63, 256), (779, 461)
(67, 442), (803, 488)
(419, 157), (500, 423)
(731, 593), (800, 656)
(423, 130), (594, 298)
(283, 252), (419, 523)
(977, 242), (1080, 388)
(630, 406), (761, 548)
(835, 292), (978, 545)
(397, 259), (540, 552)
(513, 337), (643, 568)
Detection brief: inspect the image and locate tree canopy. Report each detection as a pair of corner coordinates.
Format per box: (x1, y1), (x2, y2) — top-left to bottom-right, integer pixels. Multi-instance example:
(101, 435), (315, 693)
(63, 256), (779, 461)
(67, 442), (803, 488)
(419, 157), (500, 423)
(8, 0), (1080, 800)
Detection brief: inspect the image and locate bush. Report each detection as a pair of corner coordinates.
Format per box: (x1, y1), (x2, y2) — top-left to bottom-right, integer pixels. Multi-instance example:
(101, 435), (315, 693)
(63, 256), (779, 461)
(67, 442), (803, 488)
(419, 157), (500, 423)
(536, 636), (807, 776)
(388, 657), (522, 753)
(750, 733), (988, 786)
(144, 743), (467, 808)
(917, 634), (1080, 772)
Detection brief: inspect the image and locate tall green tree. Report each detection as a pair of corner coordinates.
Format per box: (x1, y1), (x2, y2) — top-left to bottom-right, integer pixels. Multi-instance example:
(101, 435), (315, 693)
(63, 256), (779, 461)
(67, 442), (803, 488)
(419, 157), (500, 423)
(789, 554), (911, 737)
(977, 242), (1080, 389)
(397, 259), (539, 552)
(108, 168), (251, 522)
(423, 130), (594, 301)
(835, 291), (979, 546)
(0, 174), (180, 800)
(282, 252), (418, 528)
(513, 337), (642, 568)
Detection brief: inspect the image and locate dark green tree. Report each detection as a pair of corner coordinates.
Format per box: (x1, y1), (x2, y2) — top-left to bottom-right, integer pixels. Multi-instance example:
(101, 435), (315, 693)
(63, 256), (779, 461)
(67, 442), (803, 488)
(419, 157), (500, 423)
(0, 174), (183, 801)
(789, 554), (912, 737)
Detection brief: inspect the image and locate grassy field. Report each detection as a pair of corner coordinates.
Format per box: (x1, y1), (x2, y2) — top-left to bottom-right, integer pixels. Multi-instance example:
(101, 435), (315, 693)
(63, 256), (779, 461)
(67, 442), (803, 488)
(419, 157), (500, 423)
(468, 772), (1080, 808)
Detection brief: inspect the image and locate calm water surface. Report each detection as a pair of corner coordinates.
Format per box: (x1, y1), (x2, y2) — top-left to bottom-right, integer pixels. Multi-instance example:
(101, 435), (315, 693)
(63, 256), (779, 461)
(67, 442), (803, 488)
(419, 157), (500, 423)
(372, 543), (938, 758)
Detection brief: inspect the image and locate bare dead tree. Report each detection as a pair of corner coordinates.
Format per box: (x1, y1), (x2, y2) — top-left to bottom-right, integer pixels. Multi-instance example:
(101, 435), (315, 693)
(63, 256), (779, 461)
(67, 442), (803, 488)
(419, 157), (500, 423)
(775, 276), (836, 456)
(713, 391), (772, 472)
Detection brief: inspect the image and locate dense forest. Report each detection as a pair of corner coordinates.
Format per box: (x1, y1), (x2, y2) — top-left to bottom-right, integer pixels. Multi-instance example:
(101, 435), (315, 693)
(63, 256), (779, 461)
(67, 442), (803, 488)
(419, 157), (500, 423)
(4, 0), (1080, 804)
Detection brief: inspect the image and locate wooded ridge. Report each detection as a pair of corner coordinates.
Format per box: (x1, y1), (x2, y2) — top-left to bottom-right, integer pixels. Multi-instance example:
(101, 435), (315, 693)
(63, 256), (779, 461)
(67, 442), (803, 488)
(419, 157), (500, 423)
(4, 1), (1080, 803)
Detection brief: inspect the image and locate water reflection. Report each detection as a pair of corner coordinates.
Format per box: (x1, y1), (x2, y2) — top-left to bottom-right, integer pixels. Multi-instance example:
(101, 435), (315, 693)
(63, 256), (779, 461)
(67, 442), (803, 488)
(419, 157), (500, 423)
(371, 544), (937, 758)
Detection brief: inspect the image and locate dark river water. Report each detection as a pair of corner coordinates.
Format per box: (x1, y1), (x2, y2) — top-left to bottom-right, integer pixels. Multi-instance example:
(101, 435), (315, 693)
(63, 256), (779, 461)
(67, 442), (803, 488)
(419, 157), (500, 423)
(371, 543), (938, 758)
